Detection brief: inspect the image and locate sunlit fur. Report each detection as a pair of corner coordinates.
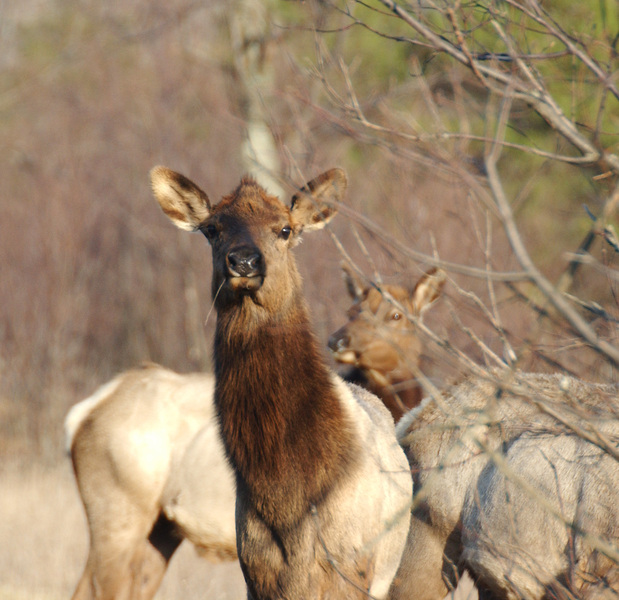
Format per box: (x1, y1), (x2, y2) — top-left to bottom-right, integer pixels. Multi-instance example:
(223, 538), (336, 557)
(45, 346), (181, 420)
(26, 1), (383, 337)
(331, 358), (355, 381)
(65, 259), (435, 600)
(152, 167), (412, 600)
(390, 371), (619, 600)
(66, 364), (236, 600)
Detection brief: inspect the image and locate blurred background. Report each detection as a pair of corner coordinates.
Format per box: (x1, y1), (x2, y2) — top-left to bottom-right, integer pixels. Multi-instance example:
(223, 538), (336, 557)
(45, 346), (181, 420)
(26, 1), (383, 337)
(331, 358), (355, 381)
(1, 0), (617, 597)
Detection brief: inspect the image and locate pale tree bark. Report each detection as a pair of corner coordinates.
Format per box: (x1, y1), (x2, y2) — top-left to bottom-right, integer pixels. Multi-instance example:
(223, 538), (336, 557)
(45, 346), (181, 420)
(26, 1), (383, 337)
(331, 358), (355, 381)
(229, 0), (282, 196)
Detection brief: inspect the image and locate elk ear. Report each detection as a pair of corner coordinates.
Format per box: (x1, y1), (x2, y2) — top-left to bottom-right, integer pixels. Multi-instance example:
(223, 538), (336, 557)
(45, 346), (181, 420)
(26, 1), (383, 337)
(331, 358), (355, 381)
(411, 268), (446, 316)
(150, 166), (212, 232)
(290, 168), (346, 231)
(341, 261), (366, 302)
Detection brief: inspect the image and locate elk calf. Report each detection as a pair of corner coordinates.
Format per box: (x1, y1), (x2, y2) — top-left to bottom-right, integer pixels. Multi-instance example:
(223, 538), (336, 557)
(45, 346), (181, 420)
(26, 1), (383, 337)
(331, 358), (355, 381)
(390, 371), (619, 600)
(329, 265), (445, 421)
(151, 167), (412, 600)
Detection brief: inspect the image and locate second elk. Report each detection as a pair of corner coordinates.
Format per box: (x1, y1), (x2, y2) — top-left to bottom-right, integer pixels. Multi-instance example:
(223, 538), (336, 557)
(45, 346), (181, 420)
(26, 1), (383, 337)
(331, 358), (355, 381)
(391, 370), (619, 600)
(329, 265), (445, 422)
(151, 166), (412, 600)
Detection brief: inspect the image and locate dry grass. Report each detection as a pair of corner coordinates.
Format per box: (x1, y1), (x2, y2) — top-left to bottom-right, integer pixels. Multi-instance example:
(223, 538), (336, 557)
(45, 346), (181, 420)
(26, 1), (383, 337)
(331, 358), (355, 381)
(0, 463), (86, 600)
(0, 460), (246, 600)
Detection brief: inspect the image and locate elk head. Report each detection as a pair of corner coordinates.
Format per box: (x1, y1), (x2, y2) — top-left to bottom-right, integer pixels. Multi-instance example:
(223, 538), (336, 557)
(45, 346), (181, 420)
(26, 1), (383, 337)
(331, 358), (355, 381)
(329, 266), (445, 393)
(150, 167), (346, 323)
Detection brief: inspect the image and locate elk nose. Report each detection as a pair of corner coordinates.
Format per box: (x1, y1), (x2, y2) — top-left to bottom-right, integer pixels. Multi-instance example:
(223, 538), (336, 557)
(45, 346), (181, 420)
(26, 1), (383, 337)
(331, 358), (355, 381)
(226, 246), (263, 278)
(328, 331), (349, 353)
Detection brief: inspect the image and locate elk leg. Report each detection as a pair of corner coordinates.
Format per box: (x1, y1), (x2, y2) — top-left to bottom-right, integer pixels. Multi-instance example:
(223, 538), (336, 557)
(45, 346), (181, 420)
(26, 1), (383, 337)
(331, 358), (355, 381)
(128, 514), (183, 600)
(389, 518), (456, 600)
(71, 489), (162, 600)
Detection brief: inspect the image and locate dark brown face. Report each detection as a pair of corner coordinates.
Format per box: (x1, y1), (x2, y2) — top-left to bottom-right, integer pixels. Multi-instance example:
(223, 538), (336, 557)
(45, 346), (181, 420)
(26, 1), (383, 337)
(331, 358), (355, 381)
(151, 165), (346, 320)
(199, 178), (301, 311)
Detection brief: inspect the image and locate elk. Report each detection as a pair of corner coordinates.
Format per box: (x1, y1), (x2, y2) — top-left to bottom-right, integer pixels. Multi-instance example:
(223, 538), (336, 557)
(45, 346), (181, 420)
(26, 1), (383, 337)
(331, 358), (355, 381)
(150, 166), (412, 600)
(329, 265), (445, 422)
(65, 261), (433, 599)
(462, 422), (619, 599)
(389, 370), (619, 600)
(66, 363), (237, 600)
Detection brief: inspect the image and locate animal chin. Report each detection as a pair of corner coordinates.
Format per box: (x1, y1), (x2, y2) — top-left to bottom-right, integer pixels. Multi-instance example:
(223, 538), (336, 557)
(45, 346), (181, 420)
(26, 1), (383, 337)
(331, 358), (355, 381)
(227, 275), (264, 293)
(331, 349), (358, 365)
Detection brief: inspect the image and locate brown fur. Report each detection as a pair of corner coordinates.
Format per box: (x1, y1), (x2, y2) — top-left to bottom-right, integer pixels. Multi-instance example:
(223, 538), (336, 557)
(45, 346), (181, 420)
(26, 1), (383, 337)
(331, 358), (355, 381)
(151, 166), (412, 600)
(215, 309), (357, 526)
(330, 266), (445, 421)
(65, 262), (433, 600)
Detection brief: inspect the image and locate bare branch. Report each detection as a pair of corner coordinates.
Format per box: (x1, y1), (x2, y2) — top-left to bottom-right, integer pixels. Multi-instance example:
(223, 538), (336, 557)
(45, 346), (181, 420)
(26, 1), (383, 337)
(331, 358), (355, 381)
(373, 0), (619, 171)
(483, 87), (619, 366)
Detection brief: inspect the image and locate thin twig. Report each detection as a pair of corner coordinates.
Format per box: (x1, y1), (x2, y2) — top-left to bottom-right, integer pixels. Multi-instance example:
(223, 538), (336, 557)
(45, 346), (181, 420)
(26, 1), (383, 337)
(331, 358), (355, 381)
(374, 0), (619, 171)
(483, 87), (619, 366)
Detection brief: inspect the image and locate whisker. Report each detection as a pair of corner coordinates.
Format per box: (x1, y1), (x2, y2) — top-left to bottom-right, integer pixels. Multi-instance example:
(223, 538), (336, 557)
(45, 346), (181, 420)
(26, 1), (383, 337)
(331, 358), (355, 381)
(204, 280), (225, 327)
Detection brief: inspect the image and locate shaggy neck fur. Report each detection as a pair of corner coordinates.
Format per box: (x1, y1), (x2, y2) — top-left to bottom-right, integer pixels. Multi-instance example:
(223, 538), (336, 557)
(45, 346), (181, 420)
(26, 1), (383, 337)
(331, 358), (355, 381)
(214, 295), (357, 529)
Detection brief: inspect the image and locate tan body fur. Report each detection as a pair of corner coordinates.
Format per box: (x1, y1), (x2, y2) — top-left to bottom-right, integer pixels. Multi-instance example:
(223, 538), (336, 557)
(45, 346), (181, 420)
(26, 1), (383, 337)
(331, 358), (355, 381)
(66, 364), (236, 600)
(463, 429), (619, 599)
(391, 371), (619, 600)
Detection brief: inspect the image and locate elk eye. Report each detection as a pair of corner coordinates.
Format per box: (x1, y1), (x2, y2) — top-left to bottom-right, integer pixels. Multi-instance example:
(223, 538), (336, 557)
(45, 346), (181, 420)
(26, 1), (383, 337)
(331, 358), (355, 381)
(202, 224), (218, 240)
(279, 226), (292, 240)
(391, 312), (402, 321)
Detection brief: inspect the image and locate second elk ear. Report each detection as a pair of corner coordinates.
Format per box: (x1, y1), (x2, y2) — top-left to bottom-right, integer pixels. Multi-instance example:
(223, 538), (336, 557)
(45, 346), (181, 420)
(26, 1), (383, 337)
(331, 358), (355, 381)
(290, 168), (347, 231)
(411, 268), (446, 316)
(341, 261), (366, 303)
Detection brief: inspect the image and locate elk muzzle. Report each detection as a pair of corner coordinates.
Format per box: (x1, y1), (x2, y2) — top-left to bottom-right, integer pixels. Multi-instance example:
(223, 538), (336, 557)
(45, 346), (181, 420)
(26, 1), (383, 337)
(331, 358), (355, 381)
(328, 328), (357, 364)
(225, 245), (265, 291)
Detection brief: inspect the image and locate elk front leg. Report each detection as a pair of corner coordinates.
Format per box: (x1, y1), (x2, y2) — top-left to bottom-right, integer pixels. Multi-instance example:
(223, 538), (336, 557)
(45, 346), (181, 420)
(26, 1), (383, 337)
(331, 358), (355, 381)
(129, 514), (183, 600)
(389, 516), (459, 600)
